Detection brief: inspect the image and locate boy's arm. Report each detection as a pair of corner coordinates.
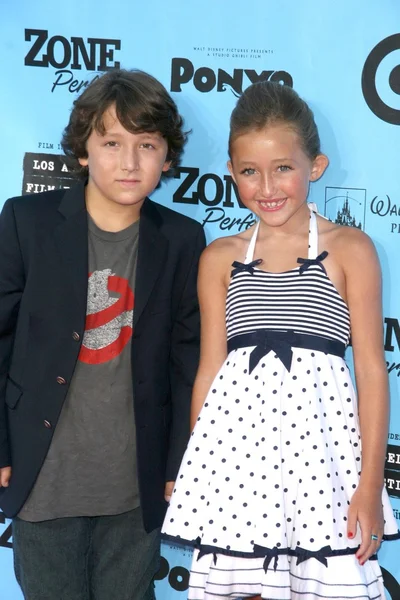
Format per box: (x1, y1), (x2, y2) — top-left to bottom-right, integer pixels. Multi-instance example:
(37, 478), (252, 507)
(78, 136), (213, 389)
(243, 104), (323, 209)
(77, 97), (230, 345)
(0, 199), (25, 469)
(166, 226), (206, 486)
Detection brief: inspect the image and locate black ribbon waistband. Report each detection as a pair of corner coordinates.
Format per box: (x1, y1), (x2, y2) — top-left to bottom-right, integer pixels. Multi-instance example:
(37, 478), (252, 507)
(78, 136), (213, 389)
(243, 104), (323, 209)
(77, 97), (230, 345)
(161, 531), (399, 569)
(227, 329), (346, 373)
(196, 541), (377, 570)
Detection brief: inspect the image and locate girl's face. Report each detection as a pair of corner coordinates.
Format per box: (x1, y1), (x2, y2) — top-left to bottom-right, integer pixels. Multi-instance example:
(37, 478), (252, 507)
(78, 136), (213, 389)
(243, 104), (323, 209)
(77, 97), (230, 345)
(228, 124), (328, 228)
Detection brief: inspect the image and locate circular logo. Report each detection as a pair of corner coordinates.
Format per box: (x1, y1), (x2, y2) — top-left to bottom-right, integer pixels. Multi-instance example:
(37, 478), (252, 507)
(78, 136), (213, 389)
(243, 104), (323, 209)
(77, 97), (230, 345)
(362, 34), (400, 124)
(154, 557), (190, 591)
(382, 566), (400, 598)
(79, 270), (134, 365)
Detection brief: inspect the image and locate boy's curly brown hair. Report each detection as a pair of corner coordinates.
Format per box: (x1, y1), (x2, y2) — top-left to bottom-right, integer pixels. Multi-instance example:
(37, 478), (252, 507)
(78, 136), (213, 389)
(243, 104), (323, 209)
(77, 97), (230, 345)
(61, 69), (187, 181)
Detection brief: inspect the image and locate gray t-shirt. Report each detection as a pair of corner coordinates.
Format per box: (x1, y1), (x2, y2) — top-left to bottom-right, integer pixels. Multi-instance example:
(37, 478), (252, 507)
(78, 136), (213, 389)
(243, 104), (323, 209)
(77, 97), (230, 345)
(19, 217), (140, 521)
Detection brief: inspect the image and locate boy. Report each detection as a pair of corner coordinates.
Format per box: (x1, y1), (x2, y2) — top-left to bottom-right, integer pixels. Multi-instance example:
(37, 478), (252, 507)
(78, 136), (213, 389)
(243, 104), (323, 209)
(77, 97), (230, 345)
(0, 69), (205, 600)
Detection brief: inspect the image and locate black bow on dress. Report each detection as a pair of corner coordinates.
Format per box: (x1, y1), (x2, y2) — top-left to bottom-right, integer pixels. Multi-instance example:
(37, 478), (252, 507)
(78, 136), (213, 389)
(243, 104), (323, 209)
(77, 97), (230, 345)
(231, 259), (263, 277)
(295, 545), (332, 567)
(248, 330), (295, 374)
(297, 251), (329, 275)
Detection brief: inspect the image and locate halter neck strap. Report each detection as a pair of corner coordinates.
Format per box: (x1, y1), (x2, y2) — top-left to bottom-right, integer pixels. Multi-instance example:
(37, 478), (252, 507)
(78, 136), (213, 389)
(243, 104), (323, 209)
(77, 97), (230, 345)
(244, 221), (260, 263)
(308, 203), (319, 259)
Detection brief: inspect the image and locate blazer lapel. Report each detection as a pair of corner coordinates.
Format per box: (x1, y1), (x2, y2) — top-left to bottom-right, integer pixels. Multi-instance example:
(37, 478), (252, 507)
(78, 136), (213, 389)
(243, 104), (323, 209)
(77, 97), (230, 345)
(134, 199), (168, 328)
(54, 183), (89, 322)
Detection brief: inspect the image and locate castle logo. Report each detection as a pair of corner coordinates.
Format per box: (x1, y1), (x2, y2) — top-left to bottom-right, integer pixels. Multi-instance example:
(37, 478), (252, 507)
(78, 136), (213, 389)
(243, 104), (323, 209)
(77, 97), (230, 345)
(324, 187), (366, 230)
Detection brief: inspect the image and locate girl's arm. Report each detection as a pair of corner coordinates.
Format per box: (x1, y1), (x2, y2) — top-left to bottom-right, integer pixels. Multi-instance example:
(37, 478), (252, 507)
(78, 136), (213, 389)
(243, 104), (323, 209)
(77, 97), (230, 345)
(190, 241), (230, 431)
(342, 229), (388, 564)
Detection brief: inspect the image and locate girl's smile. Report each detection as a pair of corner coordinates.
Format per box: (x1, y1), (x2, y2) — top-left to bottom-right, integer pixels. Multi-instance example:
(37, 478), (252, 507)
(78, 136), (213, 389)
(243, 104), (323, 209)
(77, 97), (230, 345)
(256, 197), (287, 211)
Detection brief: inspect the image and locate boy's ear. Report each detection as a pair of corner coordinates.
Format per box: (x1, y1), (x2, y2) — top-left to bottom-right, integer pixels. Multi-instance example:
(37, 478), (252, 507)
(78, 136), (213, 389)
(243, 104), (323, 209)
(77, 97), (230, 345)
(310, 154), (329, 182)
(162, 160), (172, 172)
(78, 156), (89, 167)
(227, 160), (236, 184)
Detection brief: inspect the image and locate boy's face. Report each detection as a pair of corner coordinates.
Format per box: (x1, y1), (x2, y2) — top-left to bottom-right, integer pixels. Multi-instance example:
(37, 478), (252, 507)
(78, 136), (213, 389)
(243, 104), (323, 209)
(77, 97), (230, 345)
(79, 105), (170, 211)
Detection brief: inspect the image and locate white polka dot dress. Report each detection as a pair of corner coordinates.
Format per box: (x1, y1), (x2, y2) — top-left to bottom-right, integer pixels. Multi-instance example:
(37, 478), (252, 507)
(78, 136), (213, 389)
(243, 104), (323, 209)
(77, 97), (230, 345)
(162, 205), (400, 600)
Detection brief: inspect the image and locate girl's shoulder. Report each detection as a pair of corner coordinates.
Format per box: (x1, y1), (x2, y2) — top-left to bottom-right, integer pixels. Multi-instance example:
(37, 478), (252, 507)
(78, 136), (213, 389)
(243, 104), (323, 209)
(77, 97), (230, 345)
(317, 216), (377, 264)
(201, 226), (256, 263)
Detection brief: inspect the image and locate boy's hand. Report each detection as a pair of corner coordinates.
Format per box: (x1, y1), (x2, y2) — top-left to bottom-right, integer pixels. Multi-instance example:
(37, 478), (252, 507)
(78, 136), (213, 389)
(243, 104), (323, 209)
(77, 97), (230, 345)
(0, 467), (11, 487)
(164, 481), (174, 503)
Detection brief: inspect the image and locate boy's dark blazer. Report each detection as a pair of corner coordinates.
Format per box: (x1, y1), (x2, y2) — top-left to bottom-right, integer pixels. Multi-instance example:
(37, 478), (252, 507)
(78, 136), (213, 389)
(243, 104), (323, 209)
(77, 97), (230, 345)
(0, 182), (206, 532)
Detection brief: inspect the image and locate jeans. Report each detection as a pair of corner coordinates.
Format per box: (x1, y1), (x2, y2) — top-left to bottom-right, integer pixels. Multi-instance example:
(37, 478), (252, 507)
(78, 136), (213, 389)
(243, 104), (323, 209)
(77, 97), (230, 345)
(12, 508), (160, 600)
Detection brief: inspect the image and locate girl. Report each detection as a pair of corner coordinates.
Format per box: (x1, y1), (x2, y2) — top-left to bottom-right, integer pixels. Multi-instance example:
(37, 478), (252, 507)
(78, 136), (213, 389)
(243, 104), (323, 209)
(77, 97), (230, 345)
(161, 82), (399, 599)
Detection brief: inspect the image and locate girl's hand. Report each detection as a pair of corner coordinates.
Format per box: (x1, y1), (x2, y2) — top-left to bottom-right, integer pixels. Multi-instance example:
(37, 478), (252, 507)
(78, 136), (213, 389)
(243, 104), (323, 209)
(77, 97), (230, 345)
(347, 484), (384, 565)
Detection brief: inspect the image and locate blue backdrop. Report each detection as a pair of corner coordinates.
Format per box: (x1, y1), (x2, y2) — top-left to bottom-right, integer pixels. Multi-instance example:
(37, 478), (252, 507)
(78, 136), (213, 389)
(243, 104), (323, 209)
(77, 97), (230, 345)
(1, 1), (400, 598)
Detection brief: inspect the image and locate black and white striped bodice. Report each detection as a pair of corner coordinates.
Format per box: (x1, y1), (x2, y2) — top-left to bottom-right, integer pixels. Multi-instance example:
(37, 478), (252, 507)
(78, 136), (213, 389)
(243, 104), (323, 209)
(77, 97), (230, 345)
(226, 206), (350, 346)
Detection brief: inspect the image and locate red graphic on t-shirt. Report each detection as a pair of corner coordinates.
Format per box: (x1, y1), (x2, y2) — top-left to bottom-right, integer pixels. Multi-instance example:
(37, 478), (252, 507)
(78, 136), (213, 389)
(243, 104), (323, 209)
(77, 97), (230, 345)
(78, 269), (134, 365)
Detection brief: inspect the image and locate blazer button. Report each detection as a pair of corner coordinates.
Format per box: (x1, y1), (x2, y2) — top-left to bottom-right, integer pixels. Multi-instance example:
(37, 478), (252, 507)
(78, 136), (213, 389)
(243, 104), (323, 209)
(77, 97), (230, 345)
(44, 420), (52, 429)
(56, 376), (66, 385)
(72, 332), (80, 341)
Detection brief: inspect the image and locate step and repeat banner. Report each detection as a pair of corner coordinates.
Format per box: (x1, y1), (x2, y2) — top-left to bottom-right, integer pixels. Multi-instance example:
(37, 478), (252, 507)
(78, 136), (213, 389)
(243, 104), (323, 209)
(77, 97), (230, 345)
(1, 1), (400, 598)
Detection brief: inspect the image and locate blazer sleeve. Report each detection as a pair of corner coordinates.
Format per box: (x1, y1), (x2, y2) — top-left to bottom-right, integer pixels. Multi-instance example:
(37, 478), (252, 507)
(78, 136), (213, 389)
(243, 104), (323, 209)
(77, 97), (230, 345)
(0, 199), (25, 468)
(166, 226), (206, 481)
